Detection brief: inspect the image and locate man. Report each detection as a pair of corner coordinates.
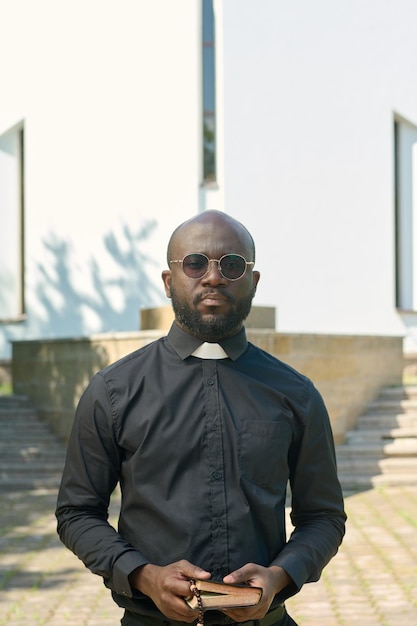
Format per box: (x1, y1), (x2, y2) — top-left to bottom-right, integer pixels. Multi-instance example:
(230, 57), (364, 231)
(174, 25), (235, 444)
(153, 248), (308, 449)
(56, 210), (346, 626)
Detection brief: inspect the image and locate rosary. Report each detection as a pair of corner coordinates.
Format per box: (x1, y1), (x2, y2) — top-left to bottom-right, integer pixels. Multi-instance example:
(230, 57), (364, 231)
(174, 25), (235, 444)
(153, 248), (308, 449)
(189, 579), (205, 626)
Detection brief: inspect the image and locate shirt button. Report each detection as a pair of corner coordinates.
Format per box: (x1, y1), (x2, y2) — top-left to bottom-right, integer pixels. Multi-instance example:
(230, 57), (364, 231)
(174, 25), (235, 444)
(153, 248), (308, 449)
(211, 423), (218, 431)
(207, 378), (215, 385)
(212, 471), (221, 480)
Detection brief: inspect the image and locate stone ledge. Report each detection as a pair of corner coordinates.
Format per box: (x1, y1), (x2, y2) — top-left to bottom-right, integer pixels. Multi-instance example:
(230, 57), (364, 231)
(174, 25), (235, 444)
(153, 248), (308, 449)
(12, 329), (404, 445)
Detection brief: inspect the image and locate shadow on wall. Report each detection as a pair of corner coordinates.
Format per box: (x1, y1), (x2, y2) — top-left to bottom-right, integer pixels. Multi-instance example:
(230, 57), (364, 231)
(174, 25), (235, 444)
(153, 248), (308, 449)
(34, 219), (164, 338)
(12, 218), (166, 438)
(0, 271), (14, 319)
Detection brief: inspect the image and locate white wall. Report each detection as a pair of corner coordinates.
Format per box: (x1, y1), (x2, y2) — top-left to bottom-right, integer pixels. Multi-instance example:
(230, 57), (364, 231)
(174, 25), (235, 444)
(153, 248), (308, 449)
(2, 0), (417, 361)
(0, 0), (202, 359)
(221, 0), (416, 339)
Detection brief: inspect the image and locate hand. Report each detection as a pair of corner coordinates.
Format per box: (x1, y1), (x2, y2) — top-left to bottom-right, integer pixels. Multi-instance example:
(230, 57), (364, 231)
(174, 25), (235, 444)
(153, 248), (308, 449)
(129, 559), (211, 622)
(221, 563), (292, 622)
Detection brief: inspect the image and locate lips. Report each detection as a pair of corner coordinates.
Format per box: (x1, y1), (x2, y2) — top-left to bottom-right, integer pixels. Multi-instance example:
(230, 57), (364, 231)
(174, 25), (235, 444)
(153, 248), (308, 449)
(201, 297), (225, 306)
(197, 292), (230, 307)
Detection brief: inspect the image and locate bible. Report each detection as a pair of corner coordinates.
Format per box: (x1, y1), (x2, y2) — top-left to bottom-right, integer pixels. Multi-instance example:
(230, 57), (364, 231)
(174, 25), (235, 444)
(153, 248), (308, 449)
(185, 579), (263, 610)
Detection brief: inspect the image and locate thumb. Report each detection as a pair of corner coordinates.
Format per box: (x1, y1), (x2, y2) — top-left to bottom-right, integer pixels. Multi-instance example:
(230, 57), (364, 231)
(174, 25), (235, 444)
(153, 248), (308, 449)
(188, 565), (211, 581)
(223, 564), (253, 585)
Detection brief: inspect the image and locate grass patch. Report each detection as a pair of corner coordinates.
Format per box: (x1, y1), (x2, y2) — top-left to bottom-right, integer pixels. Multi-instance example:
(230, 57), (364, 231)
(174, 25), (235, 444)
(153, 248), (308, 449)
(0, 383), (12, 396)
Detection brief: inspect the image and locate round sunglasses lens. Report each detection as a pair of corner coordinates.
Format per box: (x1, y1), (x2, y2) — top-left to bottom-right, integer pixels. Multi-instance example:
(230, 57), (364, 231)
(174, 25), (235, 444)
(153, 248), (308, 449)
(182, 254), (208, 278)
(220, 255), (246, 279)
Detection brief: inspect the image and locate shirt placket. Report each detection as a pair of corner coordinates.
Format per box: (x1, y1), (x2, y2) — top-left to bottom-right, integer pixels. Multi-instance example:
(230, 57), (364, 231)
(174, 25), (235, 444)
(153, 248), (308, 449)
(202, 359), (229, 578)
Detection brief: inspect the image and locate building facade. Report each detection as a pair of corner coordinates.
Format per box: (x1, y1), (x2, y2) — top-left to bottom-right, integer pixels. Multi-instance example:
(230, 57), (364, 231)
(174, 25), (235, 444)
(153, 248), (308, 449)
(1, 0), (417, 361)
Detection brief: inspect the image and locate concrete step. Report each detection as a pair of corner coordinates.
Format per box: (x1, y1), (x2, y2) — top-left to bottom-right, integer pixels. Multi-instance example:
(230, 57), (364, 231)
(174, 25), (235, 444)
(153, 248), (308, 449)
(337, 438), (417, 458)
(367, 398), (417, 414)
(0, 397), (36, 418)
(0, 459), (64, 474)
(0, 394), (29, 405)
(0, 419), (46, 429)
(0, 448), (65, 463)
(0, 406), (36, 421)
(0, 475), (64, 492)
(338, 472), (417, 490)
(357, 413), (417, 429)
(335, 384), (417, 490)
(0, 406), (38, 415)
(0, 428), (61, 447)
(379, 385), (417, 399)
(0, 395), (66, 492)
(345, 428), (417, 443)
(337, 456), (417, 474)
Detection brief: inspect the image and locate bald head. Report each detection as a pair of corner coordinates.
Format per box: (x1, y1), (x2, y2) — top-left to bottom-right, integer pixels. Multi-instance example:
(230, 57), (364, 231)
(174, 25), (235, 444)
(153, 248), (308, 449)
(162, 210), (260, 340)
(167, 210), (256, 264)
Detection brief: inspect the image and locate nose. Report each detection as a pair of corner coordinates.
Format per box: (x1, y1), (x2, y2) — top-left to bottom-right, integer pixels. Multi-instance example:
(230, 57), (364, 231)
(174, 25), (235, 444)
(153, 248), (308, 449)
(202, 260), (227, 283)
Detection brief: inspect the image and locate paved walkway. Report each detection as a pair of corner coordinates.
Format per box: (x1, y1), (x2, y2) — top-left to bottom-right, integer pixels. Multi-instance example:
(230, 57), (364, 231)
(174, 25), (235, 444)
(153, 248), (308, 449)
(1, 396), (417, 625)
(1, 484), (417, 626)
(287, 486), (417, 625)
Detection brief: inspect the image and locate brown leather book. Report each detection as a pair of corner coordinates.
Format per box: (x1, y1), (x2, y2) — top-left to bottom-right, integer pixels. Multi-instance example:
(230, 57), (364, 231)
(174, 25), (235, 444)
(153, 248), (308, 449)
(185, 580), (263, 610)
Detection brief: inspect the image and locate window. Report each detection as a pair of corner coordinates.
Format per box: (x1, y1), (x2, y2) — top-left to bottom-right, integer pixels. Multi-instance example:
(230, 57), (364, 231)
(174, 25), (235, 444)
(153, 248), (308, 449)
(0, 122), (25, 321)
(202, 0), (216, 183)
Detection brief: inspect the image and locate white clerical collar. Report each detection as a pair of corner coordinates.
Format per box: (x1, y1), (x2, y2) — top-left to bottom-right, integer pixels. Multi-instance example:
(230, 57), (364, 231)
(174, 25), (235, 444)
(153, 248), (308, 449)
(191, 342), (228, 359)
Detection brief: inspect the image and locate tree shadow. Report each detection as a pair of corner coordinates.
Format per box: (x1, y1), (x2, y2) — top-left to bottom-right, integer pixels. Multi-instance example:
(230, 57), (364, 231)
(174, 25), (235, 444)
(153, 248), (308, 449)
(35, 218), (163, 337)
(0, 270), (15, 321)
(11, 218), (166, 443)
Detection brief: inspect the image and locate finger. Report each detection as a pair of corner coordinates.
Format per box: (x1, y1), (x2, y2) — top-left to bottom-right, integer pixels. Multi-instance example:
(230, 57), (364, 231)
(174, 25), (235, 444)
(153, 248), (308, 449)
(190, 566), (211, 580)
(177, 560), (211, 581)
(158, 593), (199, 623)
(223, 563), (256, 584)
(222, 608), (260, 622)
(172, 598), (201, 622)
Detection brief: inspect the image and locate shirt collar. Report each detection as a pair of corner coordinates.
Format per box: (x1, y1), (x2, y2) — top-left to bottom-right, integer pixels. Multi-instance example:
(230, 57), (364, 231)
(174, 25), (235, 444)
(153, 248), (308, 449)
(167, 322), (248, 361)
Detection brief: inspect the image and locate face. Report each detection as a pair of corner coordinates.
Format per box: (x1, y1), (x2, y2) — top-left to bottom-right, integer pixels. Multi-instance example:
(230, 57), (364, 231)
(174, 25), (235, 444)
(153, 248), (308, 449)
(162, 214), (260, 341)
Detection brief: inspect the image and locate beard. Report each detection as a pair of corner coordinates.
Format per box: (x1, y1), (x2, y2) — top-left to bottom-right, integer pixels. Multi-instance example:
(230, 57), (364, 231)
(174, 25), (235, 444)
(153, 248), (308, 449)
(170, 286), (255, 341)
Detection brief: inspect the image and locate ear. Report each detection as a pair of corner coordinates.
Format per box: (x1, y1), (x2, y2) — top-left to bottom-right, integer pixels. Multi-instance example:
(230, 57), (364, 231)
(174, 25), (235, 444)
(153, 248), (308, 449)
(252, 270), (260, 293)
(161, 270), (172, 298)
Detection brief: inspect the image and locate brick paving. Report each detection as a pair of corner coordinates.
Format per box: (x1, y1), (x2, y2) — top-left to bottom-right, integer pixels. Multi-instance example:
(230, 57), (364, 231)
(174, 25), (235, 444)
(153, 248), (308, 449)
(1, 486), (417, 625)
(286, 486), (417, 625)
(0, 488), (124, 626)
(1, 394), (417, 625)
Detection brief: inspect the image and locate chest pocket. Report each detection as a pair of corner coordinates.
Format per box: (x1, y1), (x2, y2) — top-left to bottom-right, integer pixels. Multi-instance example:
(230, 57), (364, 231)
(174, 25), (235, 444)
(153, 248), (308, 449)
(239, 420), (292, 489)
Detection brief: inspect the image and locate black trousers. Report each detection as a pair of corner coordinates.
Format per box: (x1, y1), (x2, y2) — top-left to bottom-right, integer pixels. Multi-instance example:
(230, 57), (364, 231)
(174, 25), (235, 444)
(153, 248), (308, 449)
(121, 609), (298, 626)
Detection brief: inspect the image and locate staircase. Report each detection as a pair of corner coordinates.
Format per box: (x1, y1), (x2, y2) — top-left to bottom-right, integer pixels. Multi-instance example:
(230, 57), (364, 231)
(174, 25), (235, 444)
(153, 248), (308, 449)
(336, 385), (417, 492)
(0, 395), (66, 492)
(2, 389), (417, 494)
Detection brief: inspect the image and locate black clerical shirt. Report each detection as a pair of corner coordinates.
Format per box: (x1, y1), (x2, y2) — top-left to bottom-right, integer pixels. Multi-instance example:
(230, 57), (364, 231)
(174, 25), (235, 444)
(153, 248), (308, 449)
(56, 323), (346, 616)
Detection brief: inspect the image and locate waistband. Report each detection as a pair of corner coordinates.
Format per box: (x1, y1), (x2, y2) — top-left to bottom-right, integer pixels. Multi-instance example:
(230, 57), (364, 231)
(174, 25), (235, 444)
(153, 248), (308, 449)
(123, 604), (286, 626)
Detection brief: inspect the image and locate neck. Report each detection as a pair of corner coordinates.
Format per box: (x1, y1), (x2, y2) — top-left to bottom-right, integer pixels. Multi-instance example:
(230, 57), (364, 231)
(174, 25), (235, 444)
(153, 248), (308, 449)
(175, 321), (242, 343)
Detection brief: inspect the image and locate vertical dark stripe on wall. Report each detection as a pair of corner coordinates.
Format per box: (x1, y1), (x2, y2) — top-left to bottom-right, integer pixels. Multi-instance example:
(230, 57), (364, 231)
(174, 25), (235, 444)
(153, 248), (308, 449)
(202, 0), (216, 183)
(19, 126), (25, 315)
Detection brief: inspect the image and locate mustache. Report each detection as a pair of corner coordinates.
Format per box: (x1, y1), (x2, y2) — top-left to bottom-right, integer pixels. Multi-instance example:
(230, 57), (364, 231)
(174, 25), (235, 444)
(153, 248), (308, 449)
(193, 290), (234, 305)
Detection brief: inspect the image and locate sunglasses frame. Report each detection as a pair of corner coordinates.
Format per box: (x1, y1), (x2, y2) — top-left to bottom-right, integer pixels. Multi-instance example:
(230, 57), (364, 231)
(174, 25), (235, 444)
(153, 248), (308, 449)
(169, 253), (255, 281)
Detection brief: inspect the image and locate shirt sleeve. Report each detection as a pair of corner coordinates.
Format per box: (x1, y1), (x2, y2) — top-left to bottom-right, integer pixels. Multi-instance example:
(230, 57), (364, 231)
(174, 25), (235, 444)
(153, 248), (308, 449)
(270, 382), (347, 599)
(55, 373), (148, 596)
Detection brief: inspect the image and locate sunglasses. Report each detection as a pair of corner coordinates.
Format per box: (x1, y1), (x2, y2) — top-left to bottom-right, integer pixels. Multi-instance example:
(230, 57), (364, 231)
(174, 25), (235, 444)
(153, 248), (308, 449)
(169, 253), (255, 281)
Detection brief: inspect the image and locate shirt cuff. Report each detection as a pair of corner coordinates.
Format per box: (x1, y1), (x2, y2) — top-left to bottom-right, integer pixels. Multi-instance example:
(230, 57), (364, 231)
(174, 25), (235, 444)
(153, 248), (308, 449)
(110, 550), (149, 598)
(270, 555), (306, 601)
